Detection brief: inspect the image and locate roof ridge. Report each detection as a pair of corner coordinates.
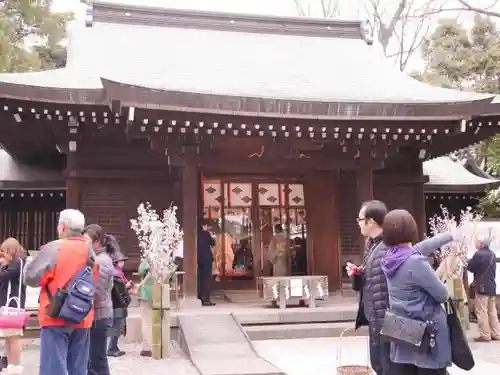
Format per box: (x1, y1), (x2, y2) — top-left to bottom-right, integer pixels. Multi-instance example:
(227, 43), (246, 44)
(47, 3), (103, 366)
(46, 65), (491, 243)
(87, 0), (371, 41)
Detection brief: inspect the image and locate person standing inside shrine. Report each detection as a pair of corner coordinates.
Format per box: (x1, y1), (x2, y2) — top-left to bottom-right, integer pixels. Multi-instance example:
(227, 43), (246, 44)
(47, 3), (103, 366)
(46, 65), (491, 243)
(197, 219), (215, 306)
(269, 224), (289, 277)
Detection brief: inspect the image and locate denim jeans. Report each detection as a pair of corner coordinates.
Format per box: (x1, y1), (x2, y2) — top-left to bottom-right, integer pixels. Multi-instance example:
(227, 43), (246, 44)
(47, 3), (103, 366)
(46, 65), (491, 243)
(88, 318), (112, 375)
(39, 326), (90, 375)
(108, 334), (119, 353)
(107, 316), (122, 353)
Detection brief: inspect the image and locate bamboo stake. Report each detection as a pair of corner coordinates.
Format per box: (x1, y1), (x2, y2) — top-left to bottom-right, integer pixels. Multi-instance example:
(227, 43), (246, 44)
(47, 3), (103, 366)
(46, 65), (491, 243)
(151, 280), (162, 359)
(436, 257), (468, 330)
(452, 275), (468, 330)
(161, 282), (171, 358)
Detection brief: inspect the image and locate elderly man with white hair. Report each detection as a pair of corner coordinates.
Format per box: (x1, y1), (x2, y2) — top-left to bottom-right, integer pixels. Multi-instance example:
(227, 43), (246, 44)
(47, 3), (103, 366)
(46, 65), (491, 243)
(25, 209), (98, 375)
(467, 233), (499, 342)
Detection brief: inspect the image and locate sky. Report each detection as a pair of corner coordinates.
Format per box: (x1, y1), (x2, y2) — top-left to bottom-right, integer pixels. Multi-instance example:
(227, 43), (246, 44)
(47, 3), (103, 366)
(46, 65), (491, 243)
(52, 0), (500, 71)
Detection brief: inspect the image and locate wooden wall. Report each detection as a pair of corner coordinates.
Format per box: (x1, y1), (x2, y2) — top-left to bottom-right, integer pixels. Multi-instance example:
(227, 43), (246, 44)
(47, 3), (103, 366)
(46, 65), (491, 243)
(68, 134), (428, 284)
(69, 137), (180, 270)
(0, 190), (66, 250)
(338, 167), (427, 267)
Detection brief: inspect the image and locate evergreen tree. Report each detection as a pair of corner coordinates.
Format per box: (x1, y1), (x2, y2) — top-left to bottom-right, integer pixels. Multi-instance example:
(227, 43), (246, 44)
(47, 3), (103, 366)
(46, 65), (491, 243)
(0, 0), (73, 72)
(413, 15), (500, 173)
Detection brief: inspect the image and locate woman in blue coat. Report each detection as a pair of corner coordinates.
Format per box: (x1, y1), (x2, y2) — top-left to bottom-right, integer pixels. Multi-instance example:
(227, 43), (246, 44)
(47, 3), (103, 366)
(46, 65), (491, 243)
(380, 209), (456, 375)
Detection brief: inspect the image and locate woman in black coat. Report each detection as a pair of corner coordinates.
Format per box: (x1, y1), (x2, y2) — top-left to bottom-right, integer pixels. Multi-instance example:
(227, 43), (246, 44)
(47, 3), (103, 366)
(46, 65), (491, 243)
(0, 238), (27, 373)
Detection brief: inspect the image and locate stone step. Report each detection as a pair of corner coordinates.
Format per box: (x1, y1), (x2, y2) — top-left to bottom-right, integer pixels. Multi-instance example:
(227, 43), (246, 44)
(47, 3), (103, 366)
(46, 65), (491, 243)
(245, 322), (368, 341)
(178, 313), (284, 375)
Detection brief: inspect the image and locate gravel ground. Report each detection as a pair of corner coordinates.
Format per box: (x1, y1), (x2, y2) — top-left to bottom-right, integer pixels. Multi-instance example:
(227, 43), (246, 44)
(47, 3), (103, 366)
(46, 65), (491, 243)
(1, 339), (200, 375)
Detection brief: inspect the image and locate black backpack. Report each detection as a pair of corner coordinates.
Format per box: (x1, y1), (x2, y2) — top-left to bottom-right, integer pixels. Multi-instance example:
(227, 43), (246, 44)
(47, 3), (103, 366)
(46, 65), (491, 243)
(111, 276), (131, 309)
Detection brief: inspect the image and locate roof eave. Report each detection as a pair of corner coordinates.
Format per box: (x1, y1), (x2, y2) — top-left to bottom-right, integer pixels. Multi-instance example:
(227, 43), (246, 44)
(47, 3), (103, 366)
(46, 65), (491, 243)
(424, 182), (499, 194)
(100, 78), (495, 119)
(0, 82), (105, 105)
(0, 181), (65, 190)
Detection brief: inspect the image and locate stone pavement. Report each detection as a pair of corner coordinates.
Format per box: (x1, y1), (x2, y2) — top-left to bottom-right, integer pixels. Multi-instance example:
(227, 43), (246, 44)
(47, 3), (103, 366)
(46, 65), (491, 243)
(179, 313), (283, 375)
(4, 339), (200, 375)
(253, 335), (500, 375)
(9, 323), (500, 375)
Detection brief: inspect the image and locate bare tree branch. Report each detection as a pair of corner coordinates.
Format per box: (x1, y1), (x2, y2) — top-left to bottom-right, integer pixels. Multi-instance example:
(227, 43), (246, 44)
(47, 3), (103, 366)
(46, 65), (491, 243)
(293, 0), (339, 18)
(370, 0), (407, 53)
(454, 0), (500, 18)
(293, 0), (307, 16)
(320, 0), (339, 18)
(292, 0), (437, 71)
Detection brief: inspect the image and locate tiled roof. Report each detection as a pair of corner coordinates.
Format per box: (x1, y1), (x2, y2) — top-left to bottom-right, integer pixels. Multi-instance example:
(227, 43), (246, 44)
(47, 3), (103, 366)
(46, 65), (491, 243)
(423, 156), (500, 193)
(0, 149), (63, 189)
(0, 1), (492, 107)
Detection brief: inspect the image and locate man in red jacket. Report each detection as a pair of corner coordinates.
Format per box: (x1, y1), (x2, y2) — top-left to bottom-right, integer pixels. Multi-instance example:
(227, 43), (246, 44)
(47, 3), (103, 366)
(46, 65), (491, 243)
(25, 209), (97, 375)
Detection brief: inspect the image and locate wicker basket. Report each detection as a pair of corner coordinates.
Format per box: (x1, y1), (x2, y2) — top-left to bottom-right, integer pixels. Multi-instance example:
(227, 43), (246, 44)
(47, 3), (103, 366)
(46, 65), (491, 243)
(336, 328), (373, 375)
(336, 364), (372, 375)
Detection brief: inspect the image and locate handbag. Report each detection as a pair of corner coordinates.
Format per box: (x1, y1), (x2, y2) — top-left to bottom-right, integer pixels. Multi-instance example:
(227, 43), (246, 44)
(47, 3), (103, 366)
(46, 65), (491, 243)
(380, 311), (431, 351)
(0, 259), (29, 329)
(446, 299), (475, 371)
(469, 252), (494, 299)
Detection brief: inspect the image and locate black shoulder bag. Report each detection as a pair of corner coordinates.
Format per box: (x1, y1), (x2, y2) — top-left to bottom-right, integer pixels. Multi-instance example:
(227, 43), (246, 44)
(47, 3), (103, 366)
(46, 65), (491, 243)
(446, 298), (475, 371)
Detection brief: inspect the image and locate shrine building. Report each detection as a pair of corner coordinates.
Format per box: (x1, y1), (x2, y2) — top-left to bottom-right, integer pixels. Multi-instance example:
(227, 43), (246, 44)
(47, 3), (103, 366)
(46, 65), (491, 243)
(423, 155), (500, 229)
(1, 1), (500, 297)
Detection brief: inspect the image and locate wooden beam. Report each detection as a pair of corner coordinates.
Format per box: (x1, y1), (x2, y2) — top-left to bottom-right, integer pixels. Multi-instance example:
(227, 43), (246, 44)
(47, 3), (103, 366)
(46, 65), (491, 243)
(374, 174), (429, 185)
(65, 168), (179, 181)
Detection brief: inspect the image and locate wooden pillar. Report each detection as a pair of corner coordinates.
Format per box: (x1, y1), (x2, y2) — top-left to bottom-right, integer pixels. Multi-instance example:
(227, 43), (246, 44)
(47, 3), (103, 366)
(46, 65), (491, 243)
(412, 163), (427, 240)
(181, 151), (199, 300)
(356, 165), (374, 255)
(65, 141), (80, 209)
(304, 171), (341, 291)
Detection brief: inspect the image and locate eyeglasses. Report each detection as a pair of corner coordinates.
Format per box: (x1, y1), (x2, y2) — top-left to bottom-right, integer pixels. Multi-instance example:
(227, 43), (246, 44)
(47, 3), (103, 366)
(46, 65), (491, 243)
(356, 217), (366, 222)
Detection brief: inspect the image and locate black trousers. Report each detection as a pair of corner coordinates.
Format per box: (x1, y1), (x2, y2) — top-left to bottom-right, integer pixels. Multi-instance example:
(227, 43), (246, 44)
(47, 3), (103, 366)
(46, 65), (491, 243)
(392, 363), (447, 375)
(368, 323), (398, 375)
(197, 265), (212, 302)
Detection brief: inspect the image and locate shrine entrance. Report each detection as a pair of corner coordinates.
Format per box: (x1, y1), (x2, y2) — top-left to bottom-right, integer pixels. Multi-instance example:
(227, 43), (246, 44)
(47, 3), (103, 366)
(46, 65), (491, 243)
(202, 178), (307, 289)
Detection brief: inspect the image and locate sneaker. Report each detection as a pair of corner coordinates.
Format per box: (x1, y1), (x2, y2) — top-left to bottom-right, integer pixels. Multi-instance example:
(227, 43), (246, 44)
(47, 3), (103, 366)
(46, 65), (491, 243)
(140, 350), (152, 357)
(108, 350), (125, 357)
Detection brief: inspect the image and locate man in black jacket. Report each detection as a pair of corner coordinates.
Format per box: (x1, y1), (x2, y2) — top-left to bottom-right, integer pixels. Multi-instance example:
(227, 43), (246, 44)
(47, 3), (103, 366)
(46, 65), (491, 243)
(347, 200), (395, 375)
